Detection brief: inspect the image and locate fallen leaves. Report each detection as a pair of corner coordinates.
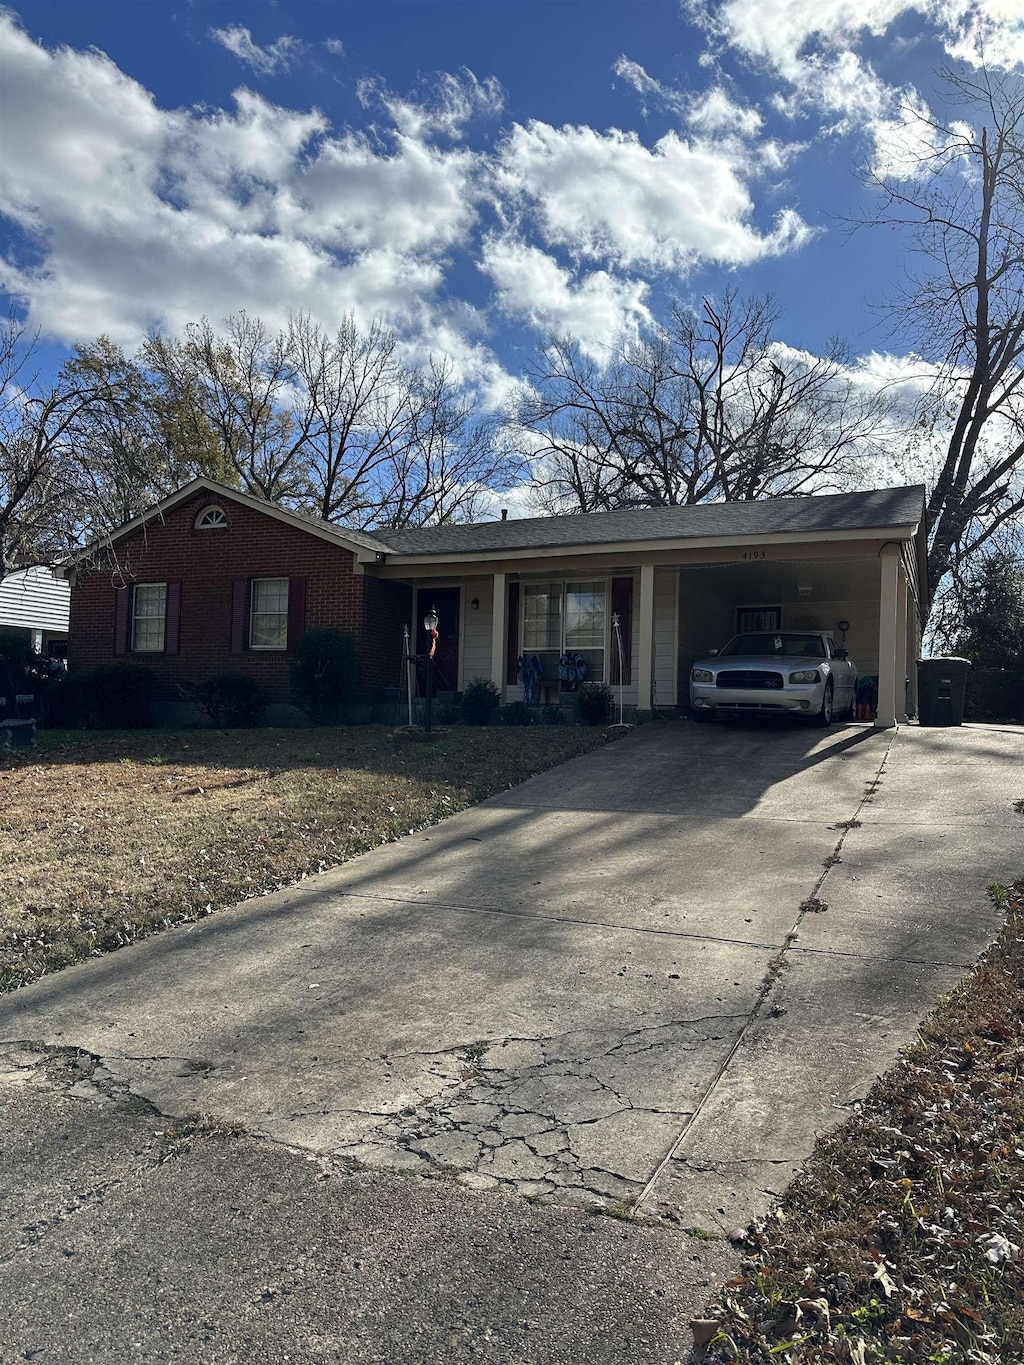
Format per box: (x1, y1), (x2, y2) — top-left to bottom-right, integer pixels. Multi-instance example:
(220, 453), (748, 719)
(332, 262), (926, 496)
(700, 881), (1024, 1363)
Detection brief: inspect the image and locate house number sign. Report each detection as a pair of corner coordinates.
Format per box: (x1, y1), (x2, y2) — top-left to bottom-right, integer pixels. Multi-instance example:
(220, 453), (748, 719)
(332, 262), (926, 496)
(741, 549), (767, 560)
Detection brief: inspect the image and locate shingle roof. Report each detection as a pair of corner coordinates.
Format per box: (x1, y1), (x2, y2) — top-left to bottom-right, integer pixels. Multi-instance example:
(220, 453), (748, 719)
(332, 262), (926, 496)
(363, 485), (927, 558)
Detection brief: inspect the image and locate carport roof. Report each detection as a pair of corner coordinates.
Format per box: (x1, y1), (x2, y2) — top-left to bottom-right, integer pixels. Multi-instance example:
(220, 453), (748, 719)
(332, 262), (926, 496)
(366, 485), (926, 557)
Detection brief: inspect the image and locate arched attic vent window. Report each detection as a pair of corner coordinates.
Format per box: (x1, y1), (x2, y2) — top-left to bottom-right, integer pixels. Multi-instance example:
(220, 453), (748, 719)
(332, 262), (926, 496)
(195, 505), (228, 530)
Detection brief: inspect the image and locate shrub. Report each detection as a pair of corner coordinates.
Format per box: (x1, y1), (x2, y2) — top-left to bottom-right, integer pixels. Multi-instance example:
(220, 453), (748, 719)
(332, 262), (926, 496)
(435, 699), (462, 726)
(190, 674), (270, 727)
(575, 681), (613, 727)
(290, 629), (361, 723)
(498, 701), (535, 726)
(80, 664), (156, 729)
(460, 677), (500, 726)
(542, 703), (566, 726)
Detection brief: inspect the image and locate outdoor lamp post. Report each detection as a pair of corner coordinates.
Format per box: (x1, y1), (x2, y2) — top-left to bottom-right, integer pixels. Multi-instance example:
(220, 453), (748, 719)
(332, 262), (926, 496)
(423, 604), (439, 732)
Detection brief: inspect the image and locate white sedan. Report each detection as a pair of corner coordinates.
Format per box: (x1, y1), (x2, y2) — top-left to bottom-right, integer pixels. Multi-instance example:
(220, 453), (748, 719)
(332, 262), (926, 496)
(690, 631), (858, 726)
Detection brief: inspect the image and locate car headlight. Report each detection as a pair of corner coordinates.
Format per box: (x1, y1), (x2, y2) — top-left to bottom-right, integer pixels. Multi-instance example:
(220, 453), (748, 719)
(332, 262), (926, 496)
(789, 669), (821, 684)
(691, 667), (714, 683)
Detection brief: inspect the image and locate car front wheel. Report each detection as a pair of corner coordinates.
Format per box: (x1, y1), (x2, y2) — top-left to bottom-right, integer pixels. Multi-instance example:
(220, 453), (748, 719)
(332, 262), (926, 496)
(813, 681), (834, 727)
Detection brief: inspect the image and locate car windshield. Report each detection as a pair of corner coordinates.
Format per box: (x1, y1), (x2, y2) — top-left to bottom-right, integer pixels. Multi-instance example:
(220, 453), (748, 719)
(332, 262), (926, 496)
(719, 633), (826, 659)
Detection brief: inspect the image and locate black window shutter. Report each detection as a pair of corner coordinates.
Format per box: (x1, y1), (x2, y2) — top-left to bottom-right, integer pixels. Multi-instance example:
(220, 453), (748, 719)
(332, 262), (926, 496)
(288, 577), (307, 650)
(164, 582), (182, 655)
(230, 579), (249, 654)
(610, 576), (632, 684)
(114, 586), (131, 655)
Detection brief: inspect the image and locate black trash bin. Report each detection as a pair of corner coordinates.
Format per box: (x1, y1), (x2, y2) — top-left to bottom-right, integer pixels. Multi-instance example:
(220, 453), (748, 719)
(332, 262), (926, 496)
(917, 656), (971, 727)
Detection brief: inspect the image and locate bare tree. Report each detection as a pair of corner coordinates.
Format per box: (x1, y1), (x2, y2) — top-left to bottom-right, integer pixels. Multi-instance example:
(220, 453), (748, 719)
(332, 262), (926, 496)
(867, 69), (1024, 613)
(287, 313), (417, 524)
(373, 357), (519, 528)
(0, 320), (141, 574)
(144, 314), (313, 503)
(515, 291), (889, 514)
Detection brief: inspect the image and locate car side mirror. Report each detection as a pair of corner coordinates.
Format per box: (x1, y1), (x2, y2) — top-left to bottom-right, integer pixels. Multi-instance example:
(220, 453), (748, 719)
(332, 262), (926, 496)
(708, 648), (719, 656)
(834, 648), (848, 659)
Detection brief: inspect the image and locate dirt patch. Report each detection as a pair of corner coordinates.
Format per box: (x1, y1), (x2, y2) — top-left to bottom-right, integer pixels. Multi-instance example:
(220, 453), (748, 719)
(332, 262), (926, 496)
(0, 725), (613, 993)
(698, 880), (1023, 1363)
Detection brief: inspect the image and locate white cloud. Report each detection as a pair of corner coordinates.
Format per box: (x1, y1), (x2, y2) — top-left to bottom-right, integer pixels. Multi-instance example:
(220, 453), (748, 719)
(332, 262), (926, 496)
(324, 38), (346, 58)
(0, 15), (482, 347)
(481, 237), (652, 357)
(210, 25), (304, 76)
(358, 70), (504, 140)
(612, 55), (688, 115)
(495, 120), (812, 273)
(688, 85), (764, 137)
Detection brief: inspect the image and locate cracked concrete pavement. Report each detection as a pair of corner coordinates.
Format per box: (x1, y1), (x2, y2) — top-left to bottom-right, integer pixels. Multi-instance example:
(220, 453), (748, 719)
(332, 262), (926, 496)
(0, 719), (1021, 1360)
(1, 720), (1020, 1220)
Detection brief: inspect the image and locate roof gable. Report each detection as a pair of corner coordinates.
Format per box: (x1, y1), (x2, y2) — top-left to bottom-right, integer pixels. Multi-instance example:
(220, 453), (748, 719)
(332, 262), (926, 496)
(77, 478), (389, 560)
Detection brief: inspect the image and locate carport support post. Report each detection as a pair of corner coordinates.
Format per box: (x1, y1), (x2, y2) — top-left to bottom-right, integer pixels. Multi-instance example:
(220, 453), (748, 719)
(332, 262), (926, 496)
(490, 571), (507, 696)
(896, 566), (909, 723)
(876, 546), (901, 729)
(637, 563), (655, 712)
(906, 597), (920, 719)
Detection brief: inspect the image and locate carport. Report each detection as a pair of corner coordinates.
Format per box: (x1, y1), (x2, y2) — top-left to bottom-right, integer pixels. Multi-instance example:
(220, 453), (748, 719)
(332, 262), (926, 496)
(675, 550), (922, 725)
(355, 484), (929, 730)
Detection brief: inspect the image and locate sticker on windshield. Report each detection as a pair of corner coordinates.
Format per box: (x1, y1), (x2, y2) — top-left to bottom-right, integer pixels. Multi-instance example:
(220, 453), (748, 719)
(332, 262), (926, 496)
(774, 636), (783, 650)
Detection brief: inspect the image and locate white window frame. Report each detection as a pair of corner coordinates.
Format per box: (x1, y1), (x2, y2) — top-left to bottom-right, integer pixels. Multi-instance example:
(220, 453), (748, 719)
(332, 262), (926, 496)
(249, 577), (289, 651)
(131, 583), (167, 653)
(736, 604), (782, 634)
(195, 505), (228, 530)
(520, 578), (610, 684)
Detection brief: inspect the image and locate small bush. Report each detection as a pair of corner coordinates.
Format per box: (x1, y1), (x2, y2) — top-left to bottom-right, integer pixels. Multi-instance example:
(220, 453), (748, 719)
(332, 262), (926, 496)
(542, 703), (566, 726)
(81, 664), (156, 729)
(435, 699), (462, 726)
(575, 682), (613, 727)
(290, 629), (361, 724)
(460, 677), (500, 726)
(498, 701), (535, 726)
(190, 674), (270, 728)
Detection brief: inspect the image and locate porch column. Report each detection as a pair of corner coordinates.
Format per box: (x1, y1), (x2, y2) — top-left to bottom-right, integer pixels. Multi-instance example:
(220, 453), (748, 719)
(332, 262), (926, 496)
(906, 594), (920, 718)
(876, 546), (901, 729)
(490, 571), (507, 696)
(637, 563), (655, 712)
(896, 565), (909, 722)
(31, 629), (43, 655)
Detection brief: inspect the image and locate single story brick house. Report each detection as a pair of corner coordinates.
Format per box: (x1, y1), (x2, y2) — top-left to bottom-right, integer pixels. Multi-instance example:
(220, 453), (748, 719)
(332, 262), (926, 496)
(66, 477), (928, 729)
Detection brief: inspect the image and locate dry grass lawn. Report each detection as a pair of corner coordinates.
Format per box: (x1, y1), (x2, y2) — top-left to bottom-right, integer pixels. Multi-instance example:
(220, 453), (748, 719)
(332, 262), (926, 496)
(0, 724), (613, 993)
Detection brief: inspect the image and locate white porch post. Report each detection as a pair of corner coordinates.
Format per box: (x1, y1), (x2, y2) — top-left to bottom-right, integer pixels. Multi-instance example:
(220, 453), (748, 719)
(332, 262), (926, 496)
(490, 572), (507, 697)
(637, 563), (655, 712)
(896, 564), (909, 722)
(906, 595), (920, 718)
(876, 546), (901, 729)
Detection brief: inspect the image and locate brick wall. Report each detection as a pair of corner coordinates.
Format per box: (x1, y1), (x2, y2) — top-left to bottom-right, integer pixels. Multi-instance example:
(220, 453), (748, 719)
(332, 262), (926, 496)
(69, 491), (412, 702)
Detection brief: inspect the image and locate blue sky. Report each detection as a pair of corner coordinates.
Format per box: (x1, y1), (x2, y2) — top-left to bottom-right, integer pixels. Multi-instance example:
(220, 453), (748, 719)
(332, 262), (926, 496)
(2, 1), (1022, 424)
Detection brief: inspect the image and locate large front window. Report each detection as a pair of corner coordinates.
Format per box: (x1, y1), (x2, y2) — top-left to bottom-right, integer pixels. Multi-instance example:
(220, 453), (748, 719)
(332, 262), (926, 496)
(522, 580), (607, 682)
(132, 583), (166, 653)
(250, 577), (289, 649)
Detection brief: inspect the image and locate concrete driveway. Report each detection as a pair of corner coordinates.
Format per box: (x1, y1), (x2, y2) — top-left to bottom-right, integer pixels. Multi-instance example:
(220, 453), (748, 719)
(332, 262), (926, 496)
(1, 719), (1020, 1232)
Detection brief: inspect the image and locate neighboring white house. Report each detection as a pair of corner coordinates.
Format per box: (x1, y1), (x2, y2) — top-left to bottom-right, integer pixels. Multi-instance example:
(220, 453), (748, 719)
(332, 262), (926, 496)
(0, 565), (71, 655)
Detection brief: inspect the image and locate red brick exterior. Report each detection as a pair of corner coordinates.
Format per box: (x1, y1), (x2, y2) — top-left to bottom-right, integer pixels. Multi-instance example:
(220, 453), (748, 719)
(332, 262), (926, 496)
(69, 491), (412, 703)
